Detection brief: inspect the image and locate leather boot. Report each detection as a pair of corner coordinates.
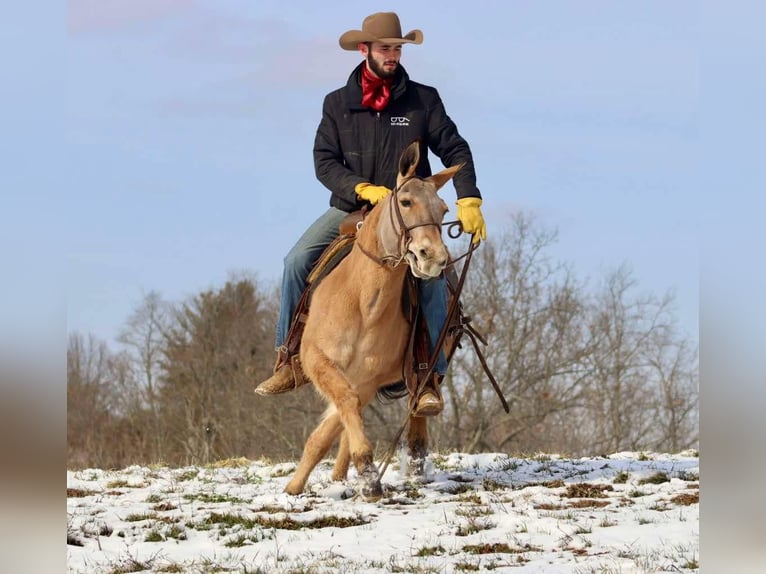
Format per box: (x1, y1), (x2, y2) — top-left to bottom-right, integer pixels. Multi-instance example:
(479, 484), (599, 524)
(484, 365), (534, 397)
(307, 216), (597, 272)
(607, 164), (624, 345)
(254, 363), (295, 395)
(413, 374), (444, 417)
(254, 352), (308, 395)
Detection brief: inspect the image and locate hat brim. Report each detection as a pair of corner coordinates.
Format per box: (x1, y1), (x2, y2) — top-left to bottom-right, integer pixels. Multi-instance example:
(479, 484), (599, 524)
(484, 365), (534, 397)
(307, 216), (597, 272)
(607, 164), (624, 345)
(339, 29), (423, 51)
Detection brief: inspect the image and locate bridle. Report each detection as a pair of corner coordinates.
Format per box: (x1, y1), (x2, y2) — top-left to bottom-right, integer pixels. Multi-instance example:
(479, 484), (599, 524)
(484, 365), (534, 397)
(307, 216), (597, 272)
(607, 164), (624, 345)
(356, 176), (446, 268)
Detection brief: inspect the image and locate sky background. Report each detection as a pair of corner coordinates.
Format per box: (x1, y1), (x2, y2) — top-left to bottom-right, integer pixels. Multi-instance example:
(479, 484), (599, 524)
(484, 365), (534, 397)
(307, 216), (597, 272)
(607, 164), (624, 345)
(64, 0), (700, 346)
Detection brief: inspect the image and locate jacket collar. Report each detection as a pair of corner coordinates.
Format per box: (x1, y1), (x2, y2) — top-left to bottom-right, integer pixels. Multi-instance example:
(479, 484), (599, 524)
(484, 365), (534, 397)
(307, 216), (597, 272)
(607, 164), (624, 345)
(344, 62), (409, 111)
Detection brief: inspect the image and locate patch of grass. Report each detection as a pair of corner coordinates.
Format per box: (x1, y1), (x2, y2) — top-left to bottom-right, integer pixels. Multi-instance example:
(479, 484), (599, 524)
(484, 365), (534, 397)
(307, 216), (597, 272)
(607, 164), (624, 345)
(404, 485), (423, 499)
(106, 556), (156, 574)
(166, 525), (186, 540)
(637, 452), (651, 461)
(455, 505), (493, 518)
(144, 530), (163, 542)
(415, 545), (445, 557)
(183, 492), (246, 504)
(106, 479), (130, 489)
(628, 489), (648, 498)
(443, 483), (473, 495)
(269, 464), (296, 478)
(684, 558), (699, 569)
(613, 471), (630, 484)
(208, 457), (250, 468)
(67, 488), (97, 498)
(638, 472), (670, 485)
(197, 511), (369, 531)
(492, 458), (521, 473)
(153, 502), (177, 512)
(599, 516), (618, 527)
(455, 517), (495, 536)
(462, 542), (521, 554)
(124, 512), (157, 522)
(449, 474), (475, 483)
(519, 479), (565, 490)
(637, 517), (656, 525)
(224, 534), (260, 548)
(145, 494), (163, 503)
(564, 483), (614, 498)
(456, 492), (483, 504)
(671, 492), (699, 506)
(67, 534), (84, 546)
(482, 478), (506, 491)
(454, 562), (480, 572)
(155, 565), (185, 573)
(176, 469), (199, 481)
(568, 499), (610, 509)
(534, 503), (565, 511)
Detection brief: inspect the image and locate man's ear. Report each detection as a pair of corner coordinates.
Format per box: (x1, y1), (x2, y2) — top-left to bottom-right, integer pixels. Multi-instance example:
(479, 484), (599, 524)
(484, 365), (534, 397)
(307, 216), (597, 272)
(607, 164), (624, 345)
(358, 43), (368, 57)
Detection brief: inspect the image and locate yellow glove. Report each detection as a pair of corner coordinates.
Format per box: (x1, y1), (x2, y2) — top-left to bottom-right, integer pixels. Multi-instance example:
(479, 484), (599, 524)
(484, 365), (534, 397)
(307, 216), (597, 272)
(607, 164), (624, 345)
(355, 182), (392, 205)
(456, 197), (487, 244)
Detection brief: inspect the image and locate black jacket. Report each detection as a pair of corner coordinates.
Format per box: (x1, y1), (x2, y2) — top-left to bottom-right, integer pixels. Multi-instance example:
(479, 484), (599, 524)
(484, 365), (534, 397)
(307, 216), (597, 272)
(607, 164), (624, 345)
(314, 62), (481, 213)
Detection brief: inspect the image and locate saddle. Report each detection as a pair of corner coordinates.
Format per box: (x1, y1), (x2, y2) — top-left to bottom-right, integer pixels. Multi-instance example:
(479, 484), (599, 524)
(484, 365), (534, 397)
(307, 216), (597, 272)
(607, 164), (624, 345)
(275, 209), (465, 396)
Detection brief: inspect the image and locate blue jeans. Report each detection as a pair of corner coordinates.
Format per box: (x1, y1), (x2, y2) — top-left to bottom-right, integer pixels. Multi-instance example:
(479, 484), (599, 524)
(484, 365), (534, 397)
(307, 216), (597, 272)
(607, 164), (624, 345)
(275, 207), (448, 375)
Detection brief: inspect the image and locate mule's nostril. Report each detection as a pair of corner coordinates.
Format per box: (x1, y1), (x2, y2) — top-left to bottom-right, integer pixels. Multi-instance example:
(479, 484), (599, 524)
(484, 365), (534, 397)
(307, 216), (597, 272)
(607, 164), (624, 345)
(419, 248), (428, 259)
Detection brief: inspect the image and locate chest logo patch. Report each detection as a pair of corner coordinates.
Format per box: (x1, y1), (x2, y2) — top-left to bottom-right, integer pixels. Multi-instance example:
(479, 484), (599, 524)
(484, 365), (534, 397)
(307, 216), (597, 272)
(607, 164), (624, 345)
(390, 116), (410, 126)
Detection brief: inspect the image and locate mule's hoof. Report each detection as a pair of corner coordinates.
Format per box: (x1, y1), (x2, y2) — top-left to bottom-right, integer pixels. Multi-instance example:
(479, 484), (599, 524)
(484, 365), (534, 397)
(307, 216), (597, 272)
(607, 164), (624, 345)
(413, 389), (443, 417)
(360, 479), (383, 501)
(358, 464), (383, 501)
(408, 457), (426, 478)
(283, 480), (304, 496)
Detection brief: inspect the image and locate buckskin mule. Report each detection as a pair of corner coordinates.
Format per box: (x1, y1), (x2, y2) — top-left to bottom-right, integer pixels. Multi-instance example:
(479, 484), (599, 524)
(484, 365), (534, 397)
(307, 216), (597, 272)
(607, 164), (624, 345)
(283, 141), (460, 499)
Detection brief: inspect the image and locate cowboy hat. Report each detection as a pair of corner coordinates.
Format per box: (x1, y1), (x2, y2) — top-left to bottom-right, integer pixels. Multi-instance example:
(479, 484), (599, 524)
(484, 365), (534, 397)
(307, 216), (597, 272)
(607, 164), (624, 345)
(339, 12), (423, 51)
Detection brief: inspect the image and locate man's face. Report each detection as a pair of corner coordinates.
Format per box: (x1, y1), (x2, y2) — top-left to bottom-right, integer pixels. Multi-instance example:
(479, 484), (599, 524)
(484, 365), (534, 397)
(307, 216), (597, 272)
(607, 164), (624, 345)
(360, 42), (402, 79)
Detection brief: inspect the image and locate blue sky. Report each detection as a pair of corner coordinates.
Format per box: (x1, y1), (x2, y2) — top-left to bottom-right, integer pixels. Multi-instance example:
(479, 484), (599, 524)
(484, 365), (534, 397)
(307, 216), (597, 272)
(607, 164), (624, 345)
(64, 0), (700, 345)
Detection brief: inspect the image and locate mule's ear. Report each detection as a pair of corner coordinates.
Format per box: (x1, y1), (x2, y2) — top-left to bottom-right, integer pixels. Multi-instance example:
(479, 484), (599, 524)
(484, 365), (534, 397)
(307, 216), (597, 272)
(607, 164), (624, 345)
(398, 141), (420, 182)
(427, 162), (464, 192)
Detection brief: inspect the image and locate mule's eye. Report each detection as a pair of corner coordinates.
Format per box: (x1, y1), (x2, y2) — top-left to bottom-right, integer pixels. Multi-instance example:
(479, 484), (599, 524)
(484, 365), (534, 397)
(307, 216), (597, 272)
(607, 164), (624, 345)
(400, 199), (412, 208)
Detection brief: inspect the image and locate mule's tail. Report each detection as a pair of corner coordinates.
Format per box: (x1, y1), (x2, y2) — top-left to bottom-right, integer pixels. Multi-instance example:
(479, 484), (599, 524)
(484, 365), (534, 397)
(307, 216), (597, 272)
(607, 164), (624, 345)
(377, 380), (408, 402)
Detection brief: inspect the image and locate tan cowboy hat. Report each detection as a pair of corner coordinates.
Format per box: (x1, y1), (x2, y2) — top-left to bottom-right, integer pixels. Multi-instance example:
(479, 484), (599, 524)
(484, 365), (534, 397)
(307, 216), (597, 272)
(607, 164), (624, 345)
(339, 12), (423, 51)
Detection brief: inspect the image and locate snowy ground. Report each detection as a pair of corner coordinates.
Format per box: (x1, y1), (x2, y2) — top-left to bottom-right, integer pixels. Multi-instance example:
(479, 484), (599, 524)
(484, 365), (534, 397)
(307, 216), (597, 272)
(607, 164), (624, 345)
(67, 451), (699, 573)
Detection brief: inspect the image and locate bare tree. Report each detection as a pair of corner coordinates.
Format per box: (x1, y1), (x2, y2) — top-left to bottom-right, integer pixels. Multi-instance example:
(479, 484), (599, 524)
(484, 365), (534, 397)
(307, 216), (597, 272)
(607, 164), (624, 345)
(159, 274), (326, 465)
(434, 212), (596, 453)
(67, 332), (115, 468)
(117, 291), (171, 461)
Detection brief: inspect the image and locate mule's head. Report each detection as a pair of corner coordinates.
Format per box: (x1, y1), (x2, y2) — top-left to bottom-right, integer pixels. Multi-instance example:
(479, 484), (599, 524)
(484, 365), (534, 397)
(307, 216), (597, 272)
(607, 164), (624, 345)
(381, 141), (462, 279)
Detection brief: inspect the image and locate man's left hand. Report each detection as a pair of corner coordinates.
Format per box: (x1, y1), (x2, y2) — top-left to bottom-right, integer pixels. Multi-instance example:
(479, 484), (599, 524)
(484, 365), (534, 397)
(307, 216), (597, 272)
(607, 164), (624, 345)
(456, 197), (487, 244)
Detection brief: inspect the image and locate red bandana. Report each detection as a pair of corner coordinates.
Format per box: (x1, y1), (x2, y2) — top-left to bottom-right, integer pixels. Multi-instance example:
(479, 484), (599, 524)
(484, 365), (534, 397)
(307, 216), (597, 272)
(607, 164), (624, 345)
(361, 63), (393, 111)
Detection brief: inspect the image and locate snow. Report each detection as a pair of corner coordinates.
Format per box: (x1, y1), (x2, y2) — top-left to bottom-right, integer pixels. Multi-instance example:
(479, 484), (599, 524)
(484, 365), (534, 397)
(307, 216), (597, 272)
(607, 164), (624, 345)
(67, 451), (699, 573)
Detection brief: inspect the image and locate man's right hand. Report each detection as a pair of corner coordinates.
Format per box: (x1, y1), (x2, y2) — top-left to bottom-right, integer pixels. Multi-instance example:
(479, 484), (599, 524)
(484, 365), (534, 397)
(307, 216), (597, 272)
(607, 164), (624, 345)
(355, 183), (392, 205)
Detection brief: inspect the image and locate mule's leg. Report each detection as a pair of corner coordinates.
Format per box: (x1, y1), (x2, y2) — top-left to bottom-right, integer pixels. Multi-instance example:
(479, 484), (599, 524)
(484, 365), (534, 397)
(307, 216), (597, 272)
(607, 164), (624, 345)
(304, 345), (381, 499)
(407, 415), (429, 478)
(331, 430), (351, 482)
(284, 411), (343, 495)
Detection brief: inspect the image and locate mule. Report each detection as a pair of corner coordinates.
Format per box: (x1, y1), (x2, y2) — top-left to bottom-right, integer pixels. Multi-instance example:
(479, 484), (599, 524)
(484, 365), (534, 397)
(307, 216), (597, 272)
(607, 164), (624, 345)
(283, 141), (461, 498)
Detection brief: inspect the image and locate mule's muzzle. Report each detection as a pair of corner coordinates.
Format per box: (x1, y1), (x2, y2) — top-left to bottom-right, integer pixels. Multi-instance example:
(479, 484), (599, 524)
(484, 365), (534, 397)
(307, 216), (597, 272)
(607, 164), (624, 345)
(406, 249), (447, 279)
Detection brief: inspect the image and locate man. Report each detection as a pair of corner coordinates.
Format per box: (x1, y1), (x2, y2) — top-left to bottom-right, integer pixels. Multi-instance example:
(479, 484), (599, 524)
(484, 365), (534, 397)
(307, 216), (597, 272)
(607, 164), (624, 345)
(256, 12), (486, 416)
